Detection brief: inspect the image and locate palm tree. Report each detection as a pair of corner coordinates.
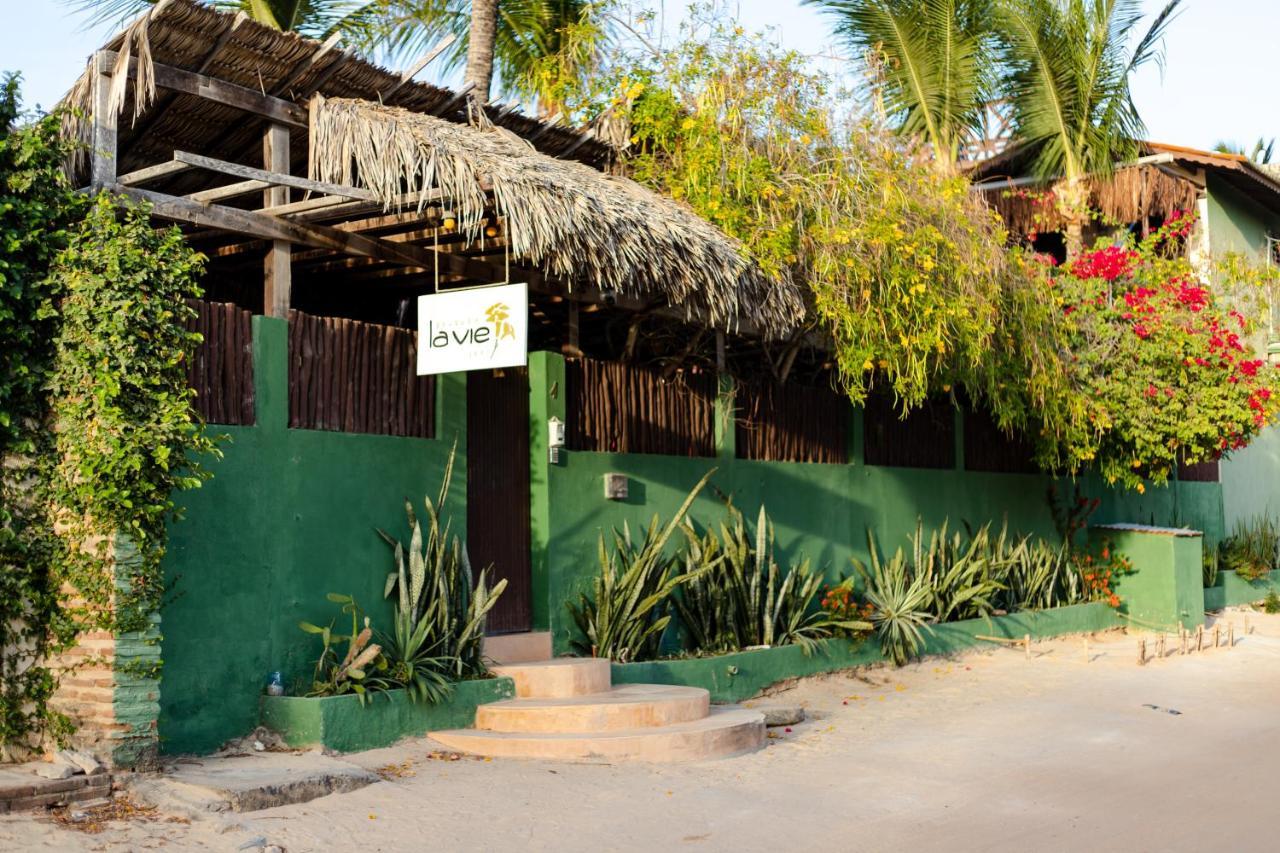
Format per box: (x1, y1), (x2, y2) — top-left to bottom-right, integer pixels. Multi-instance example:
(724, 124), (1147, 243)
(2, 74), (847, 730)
(805, 0), (996, 173)
(376, 0), (606, 105)
(996, 0), (1183, 257)
(68, 0), (382, 39)
(1213, 137), (1275, 165)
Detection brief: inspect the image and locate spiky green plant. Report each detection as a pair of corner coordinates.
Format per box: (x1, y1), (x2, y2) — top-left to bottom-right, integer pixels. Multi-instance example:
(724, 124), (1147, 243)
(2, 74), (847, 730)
(673, 505), (868, 655)
(855, 530), (934, 666)
(567, 470), (715, 662)
(1202, 545), (1221, 589)
(377, 446), (507, 689)
(912, 519), (1004, 622)
(1219, 515), (1279, 584)
(989, 527), (1082, 611)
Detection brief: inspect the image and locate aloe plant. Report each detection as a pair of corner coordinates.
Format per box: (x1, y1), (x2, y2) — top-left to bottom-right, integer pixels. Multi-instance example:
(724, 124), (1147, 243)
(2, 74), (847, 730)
(567, 470), (716, 662)
(673, 504), (868, 655)
(855, 531), (935, 666)
(377, 446), (507, 689)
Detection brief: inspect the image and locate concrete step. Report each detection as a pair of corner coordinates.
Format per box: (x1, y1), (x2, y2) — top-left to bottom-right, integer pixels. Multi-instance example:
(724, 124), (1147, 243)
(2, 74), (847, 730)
(483, 631), (553, 664)
(431, 707), (766, 762)
(476, 684), (710, 734)
(490, 658), (611, 699)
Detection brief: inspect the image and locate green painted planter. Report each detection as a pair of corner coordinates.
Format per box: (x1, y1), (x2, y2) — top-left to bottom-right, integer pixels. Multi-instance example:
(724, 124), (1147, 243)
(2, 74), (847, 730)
(1204, 569), (1280, 611)
(612, 602), (1119, 703)
(260, 677), (515, 753)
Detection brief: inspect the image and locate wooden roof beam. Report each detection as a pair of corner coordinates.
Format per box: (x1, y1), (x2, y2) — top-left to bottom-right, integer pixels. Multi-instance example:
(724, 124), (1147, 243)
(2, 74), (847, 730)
(97, 49), (309, 128)
(109, 184), (431, 268)
(172, 150), (377, 201)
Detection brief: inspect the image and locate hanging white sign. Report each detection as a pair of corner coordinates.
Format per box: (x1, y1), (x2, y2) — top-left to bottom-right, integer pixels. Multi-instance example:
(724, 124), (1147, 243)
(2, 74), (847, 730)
(417, 282), (528, 375)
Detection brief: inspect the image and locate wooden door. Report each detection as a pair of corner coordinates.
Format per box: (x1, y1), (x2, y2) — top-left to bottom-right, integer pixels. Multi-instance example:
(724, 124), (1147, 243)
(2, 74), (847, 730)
(466, 367), (532, 634)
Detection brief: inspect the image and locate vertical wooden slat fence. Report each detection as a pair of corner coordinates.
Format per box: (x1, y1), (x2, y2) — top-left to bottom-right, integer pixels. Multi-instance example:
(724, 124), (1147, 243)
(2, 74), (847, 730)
(735, 380), (849, 464)
(185, 299), (255, 425)
(288, 309), (435, 437)
(567, 358), (716, 457)
(963, 408), (1039, 474)
(863, 394), (955, 469)
(1177, 458), (1220, 483)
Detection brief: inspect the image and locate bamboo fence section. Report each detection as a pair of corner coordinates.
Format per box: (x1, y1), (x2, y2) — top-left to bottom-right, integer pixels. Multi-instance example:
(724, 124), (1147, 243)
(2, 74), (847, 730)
(287, 309), (435, 437)
(735, 380), (849, 464)
(567, 358), (716, 457)
(863, 394), (955, 469)
(185, 299), (254, 425)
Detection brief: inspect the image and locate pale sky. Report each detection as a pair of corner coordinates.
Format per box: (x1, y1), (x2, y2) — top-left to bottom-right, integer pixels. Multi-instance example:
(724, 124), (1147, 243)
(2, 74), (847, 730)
(3, 0), (1278, 152)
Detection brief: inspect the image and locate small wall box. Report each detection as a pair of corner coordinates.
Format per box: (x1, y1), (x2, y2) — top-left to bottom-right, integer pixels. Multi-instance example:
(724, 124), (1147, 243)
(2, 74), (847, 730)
(603, 473), (629, 501)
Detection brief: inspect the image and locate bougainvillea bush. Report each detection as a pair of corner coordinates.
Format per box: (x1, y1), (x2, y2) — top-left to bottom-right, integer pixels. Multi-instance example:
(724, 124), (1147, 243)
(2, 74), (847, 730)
(997, 214), (1280, 490)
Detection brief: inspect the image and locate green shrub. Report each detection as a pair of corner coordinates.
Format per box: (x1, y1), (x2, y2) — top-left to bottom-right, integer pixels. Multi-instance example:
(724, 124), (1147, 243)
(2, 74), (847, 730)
(300, 594), (395, 705)
(1263, 591), (1280, 615)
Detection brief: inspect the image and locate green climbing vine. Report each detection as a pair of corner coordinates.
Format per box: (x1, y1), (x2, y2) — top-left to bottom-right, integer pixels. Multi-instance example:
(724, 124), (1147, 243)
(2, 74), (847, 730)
(0, 74), (86, 752)
(1, 75), (214, 753)
(47, 194), (217, 635)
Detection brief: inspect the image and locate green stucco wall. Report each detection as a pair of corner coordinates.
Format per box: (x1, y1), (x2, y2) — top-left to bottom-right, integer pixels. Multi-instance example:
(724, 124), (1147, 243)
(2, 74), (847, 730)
(1219, 427), (1280, 532)
(161, 343), (1233, 755)
(1091, 527), (1205, 631)
(160, 317), (466, 755)
(528, 353), (1226, 655)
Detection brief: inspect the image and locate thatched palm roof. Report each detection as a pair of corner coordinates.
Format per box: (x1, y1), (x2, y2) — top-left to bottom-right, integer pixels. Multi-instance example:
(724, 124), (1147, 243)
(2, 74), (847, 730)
(983, 164), (1199, 235)
(60, 0), (612, 184)
(308, 96), (803, 336)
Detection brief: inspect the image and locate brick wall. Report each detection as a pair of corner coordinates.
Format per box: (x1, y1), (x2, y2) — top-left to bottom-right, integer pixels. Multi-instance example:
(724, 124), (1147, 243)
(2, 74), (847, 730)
(49, 536), (161, 770)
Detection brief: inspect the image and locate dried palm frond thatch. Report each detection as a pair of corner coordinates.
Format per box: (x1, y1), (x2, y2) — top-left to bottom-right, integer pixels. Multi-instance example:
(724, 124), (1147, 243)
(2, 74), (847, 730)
(309, 95), (804, 337)
(984, 164), (1199, 235)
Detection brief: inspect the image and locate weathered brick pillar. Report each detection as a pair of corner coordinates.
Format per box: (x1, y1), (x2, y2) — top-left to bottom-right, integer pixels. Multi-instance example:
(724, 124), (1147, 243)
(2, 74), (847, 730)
(51, 535), (162, 769)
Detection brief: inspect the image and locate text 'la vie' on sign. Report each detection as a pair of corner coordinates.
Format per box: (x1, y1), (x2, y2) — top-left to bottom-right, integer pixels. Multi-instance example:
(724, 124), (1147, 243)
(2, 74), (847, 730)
(416, 283), (529, 376)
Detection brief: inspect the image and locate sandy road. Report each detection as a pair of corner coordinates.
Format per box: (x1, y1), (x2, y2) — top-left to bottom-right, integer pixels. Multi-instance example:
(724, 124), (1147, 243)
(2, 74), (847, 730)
(5, 609), (1278, 852)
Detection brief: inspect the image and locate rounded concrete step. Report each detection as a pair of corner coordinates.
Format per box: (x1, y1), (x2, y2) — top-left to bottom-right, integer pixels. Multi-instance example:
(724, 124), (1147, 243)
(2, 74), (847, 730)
(430, 708), (765, 762)
(476, 684), (710, 734)
(490, 658), (611, 699)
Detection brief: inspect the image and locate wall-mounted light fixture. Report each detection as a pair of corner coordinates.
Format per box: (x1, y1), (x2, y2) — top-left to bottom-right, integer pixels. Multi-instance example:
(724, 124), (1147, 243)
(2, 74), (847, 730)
(548, 416), (565, 463)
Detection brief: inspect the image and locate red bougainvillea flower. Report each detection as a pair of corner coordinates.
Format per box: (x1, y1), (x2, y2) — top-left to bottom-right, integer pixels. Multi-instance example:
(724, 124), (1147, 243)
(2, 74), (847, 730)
(1071, 245), (1140, 281)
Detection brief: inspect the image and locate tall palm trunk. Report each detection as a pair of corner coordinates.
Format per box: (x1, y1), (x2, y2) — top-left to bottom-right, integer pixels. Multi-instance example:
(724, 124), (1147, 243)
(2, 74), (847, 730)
(465, 0), (499, 103)
(1057, 175), (1089, 260)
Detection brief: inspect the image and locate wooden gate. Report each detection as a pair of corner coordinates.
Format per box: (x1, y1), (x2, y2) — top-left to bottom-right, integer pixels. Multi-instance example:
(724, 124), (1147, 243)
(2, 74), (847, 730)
(466, 368), (532, 634)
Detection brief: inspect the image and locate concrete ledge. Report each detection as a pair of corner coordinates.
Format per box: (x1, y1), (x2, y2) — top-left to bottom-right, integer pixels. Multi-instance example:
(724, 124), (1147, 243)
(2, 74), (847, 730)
(612, 602), (1119, 703)
(259, 677), (516, 753)
(1205, 570), (1280, 610)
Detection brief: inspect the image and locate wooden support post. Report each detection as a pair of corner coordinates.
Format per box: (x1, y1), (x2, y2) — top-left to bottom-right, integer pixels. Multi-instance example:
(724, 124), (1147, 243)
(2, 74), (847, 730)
(1213, 624), (1220, 649)
(91, 54), (117, 188)
(1024, 633), (1031, 661)
(715, 329), (726, 374)
(1196, 625), (1203, 652)
(263, 124), (291, 318)
(1180, 628), (1187, 655)
(563, 300), (581, 357)
(1158, 633), (1165, 660)
(1138, 638), (1145, 665)
(1229, 621), (1235, 648)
